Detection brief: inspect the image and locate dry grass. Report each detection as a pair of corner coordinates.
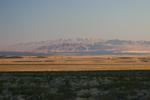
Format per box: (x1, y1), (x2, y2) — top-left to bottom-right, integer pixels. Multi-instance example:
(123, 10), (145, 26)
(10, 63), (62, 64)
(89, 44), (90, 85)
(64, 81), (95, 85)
(0, 55), (150, 71)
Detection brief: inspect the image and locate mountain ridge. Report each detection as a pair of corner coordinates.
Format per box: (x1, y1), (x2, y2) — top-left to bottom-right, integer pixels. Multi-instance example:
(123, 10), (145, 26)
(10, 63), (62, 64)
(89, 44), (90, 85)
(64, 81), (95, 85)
(1, 38), (150, 56)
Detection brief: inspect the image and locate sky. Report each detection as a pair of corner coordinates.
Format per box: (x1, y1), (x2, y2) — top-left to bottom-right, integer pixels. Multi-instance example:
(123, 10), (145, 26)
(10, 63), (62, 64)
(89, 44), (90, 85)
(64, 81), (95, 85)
(0, 0), (150, 47)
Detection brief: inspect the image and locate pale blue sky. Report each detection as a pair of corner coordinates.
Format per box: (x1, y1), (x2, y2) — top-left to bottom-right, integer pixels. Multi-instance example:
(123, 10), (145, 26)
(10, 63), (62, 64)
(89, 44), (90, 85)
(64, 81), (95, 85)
(0, 0), (150, 47)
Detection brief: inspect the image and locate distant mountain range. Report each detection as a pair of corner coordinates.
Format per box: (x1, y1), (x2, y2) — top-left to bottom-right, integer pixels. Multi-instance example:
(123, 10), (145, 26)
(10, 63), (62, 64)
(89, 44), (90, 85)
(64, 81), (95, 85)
(1, 38), (150, 56)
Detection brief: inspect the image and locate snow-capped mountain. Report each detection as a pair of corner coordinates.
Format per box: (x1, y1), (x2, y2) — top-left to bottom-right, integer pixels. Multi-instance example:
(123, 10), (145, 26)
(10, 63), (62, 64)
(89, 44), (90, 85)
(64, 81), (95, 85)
(1, 38), (150, 55)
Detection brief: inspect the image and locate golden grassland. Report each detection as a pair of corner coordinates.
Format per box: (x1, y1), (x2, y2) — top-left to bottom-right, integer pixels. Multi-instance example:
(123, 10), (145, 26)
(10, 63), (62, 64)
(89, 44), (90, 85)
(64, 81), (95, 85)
(0, 55), (150, 71)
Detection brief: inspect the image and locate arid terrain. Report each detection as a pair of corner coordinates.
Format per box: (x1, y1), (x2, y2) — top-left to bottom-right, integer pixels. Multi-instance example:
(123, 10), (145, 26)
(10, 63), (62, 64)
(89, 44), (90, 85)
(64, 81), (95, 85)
(0, 55), (150, 71)
(0, 71), (150, 100)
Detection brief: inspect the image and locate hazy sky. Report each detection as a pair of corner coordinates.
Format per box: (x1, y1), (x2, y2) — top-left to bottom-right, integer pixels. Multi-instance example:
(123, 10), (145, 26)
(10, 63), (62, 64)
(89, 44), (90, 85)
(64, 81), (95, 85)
(0, 0), (150, 47)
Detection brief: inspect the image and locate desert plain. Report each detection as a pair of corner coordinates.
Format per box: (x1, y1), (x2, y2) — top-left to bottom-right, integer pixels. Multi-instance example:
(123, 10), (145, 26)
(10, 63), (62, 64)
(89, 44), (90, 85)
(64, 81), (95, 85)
(0, 55), (150, 72)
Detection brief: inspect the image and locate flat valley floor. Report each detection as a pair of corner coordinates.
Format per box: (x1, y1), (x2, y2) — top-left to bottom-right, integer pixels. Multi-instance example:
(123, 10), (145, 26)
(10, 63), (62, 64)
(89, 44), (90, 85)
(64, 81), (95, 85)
(0, 55), (150, 71)
(0, 56), (150, 99)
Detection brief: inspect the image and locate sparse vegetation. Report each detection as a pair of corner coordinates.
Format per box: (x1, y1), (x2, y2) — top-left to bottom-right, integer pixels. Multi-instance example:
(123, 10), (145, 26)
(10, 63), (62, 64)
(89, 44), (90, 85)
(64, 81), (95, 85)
(0, 72), (150, 100)
(0, 56), (149, 71)
(0, 56), (149, 99)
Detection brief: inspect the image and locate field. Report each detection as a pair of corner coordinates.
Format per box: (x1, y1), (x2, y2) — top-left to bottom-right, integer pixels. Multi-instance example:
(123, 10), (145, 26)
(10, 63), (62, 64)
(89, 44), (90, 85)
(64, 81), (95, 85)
(0, 56), (150, 99)
(0, 55), (150, 71)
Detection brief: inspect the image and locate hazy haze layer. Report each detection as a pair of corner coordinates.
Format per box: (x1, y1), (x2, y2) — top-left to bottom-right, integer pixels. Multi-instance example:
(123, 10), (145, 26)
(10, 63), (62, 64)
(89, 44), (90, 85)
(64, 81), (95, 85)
(0, 0), (150, 47)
